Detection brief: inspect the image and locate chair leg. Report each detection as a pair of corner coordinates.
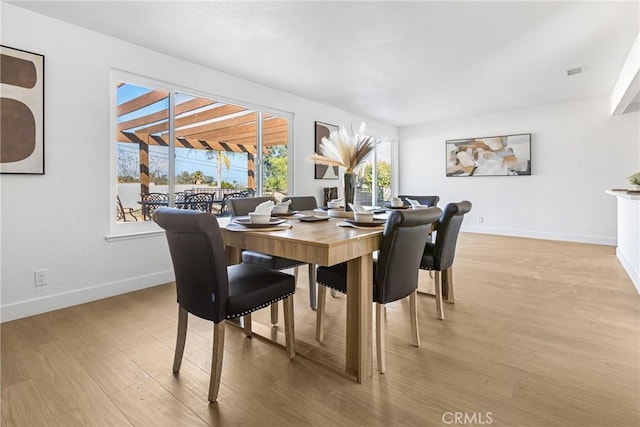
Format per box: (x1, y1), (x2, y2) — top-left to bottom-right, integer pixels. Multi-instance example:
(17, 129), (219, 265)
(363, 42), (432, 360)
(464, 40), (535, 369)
(282, 296), (296, 359)
(409, 290), (420, 347)
(434, 271), (445, 320)
(308, 264), (317, 310)
(243, 313), (252, 337)
(208, 321), (225, 403)
(316, 284), (327, 342)
(376, 303), (386, 374)
(445, 267), (455, 304)
(173, 305), (188, 373)
(270, 303), (278, 325)
(294, 265), (300, 284)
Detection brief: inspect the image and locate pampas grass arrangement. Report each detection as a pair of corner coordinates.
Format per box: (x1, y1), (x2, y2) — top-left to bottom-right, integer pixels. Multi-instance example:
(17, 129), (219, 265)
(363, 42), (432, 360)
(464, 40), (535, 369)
(309, 123), (376, 173)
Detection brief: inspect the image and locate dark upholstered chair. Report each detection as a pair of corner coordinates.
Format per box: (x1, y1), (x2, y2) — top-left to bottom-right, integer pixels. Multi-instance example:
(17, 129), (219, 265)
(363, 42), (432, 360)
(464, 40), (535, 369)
(398, 195), (440, 207)
(216, 191), (249, 216)
(316, 207), (442, 373)
(420, 201), (472, 320)
(184, 192), (215, 212)
(227, 196), (308, 324)
(282, 196), (321, 310)
(281, 196), (319, 212)
(153, 207), (296, 402)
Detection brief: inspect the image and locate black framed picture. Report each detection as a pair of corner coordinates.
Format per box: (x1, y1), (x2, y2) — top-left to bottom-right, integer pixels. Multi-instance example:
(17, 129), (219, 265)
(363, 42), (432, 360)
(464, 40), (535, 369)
(446, 133), (531, 177)
(314, 121), (339, 179)
(0, 45), (45, 174)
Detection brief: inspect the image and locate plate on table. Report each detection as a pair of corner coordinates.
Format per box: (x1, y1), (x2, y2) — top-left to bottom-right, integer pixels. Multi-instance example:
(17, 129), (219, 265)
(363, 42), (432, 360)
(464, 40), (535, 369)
(271, 210), (299, 217)
(386, 205), (410, 210)
(234, 218), (285, 228)
(345, 219), (386, 227)
(298, 215), (330, 222)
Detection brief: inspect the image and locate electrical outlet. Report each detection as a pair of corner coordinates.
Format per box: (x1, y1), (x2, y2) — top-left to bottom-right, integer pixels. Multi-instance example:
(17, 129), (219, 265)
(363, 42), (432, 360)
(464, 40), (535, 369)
(34, 269), (48, 287)
(477, 216), (484, 224)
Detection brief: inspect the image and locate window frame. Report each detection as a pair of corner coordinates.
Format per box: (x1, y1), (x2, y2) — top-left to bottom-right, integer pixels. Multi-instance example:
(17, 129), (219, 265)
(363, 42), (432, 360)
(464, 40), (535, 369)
(108, 70), (293, 239)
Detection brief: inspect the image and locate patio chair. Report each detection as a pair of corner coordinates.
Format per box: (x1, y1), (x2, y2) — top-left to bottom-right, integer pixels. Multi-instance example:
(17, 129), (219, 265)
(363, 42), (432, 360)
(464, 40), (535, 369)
(141, 192), (168, 220)
(174, 191), (187, 208)
(185, 192), (215, 212)
(153, 207), (296, 402)
(116, 195), (140, 222)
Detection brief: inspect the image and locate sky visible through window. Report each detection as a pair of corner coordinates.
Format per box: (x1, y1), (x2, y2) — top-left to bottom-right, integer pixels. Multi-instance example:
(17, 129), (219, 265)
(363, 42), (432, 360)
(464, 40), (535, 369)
(117, 83), (248, 186)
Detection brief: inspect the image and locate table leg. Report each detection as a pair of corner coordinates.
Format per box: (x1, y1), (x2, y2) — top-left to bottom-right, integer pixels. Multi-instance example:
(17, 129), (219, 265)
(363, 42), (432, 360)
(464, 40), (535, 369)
(345, 254), (373, 383)
(225, 246), (241, 265)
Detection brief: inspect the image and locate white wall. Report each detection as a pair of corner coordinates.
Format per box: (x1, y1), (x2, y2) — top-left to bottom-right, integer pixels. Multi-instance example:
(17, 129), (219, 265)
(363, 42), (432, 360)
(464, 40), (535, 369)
(399, 97), (639, 244)
(0, 4), (397, 321)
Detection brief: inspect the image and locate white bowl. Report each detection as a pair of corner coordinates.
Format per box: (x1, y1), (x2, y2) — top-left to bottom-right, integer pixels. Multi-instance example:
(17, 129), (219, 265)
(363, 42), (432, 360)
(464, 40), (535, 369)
(273, 205), (289, 214)
(390, 200), (403, 207)
(327, 201), (342, 209)
(354, 212), (374, 223)
(248, 212), (271, 224)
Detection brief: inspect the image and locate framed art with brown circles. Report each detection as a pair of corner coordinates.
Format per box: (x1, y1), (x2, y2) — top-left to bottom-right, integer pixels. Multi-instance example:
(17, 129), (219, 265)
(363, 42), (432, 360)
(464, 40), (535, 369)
(1, 45), (45, 174)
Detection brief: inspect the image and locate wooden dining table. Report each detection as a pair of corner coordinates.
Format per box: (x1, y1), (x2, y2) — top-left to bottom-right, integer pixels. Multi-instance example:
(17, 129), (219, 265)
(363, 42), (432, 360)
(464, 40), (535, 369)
(221, 214), (383, 383)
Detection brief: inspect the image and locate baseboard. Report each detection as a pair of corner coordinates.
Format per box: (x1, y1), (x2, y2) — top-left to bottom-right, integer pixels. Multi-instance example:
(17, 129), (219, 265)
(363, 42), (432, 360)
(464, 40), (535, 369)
(1, 270), (175, 323)
(616, 248), (640, 294)
(462, 225), (616, 246)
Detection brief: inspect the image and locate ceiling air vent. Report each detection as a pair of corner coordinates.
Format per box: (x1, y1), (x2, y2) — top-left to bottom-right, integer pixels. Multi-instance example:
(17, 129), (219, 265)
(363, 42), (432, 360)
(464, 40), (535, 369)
(567, 66), (586, 77)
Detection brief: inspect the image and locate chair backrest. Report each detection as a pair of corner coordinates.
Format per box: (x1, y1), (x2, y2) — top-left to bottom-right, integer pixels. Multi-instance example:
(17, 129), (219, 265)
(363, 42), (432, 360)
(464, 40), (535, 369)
(217, 191), (249, 216)
(142, 192), (169, 203)
(227, 196), (277, 216)
(432, 201), (472, 270)
(375, 207), (442, 304)
(185, 192), (215, 212)
(153, 207), (229, 323)
(116, 195), (126, 220)
(398, 195), (440, 207)
(174, 192), (187, 203)
(281, 196), (318, 211)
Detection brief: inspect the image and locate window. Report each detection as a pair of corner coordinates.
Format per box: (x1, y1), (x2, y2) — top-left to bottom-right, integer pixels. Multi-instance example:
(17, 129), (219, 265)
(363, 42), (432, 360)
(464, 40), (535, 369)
(357, 138), (395, 206)
(112, 74), (291, 230)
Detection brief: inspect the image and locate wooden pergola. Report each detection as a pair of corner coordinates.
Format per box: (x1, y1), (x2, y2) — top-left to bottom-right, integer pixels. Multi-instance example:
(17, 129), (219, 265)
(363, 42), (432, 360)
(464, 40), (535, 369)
(116, 87), (288, 195)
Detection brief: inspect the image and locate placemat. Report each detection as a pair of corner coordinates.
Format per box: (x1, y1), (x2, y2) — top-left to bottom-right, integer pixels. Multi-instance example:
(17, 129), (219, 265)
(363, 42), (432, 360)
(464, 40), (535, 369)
(336, 221), (384, 230)
(226, 223), (292, 232)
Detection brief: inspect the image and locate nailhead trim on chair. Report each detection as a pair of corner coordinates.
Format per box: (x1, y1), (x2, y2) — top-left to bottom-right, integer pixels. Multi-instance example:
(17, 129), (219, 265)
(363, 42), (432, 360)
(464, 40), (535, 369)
(225, 292), (295, 319)
(317, 281), (345, 294)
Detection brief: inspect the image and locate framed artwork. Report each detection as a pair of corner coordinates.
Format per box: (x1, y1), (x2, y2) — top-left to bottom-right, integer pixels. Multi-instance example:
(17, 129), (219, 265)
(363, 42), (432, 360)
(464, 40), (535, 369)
(446, 133), (531, 177)
(314, 121), (339, 179)
(1, 45), (45, 174)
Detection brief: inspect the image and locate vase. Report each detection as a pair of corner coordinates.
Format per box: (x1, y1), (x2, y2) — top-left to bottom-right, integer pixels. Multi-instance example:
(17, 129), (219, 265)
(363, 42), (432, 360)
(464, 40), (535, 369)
(344, 172), (356, 212)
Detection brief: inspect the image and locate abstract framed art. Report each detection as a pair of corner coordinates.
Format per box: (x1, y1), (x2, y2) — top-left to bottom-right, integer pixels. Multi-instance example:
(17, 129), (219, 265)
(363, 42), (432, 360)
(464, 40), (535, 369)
(0, 45), (45, 174)
(314, 121), (339, 179)
(446, 133), (531, 177)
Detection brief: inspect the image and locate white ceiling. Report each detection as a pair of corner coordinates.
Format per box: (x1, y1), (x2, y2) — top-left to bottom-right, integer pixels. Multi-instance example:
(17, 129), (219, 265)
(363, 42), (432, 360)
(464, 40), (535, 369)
(8, 1), (639, 127)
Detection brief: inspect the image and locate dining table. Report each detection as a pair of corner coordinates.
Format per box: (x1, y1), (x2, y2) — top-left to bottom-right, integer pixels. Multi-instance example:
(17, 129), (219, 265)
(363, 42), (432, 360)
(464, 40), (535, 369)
(220, 212), (384, 383)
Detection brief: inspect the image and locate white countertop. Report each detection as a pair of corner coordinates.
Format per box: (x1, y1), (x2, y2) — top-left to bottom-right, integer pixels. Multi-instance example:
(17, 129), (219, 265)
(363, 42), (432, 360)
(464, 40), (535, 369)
(606, 190), (640, 200)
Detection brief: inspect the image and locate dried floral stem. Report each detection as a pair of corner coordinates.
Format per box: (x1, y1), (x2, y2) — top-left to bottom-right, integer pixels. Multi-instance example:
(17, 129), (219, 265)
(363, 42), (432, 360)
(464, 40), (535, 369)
(309, 123), (377, 172)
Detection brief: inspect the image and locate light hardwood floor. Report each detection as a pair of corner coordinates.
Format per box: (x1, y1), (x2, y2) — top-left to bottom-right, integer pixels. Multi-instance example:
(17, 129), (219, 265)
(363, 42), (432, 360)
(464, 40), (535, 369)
(2, 233), (639, 426)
